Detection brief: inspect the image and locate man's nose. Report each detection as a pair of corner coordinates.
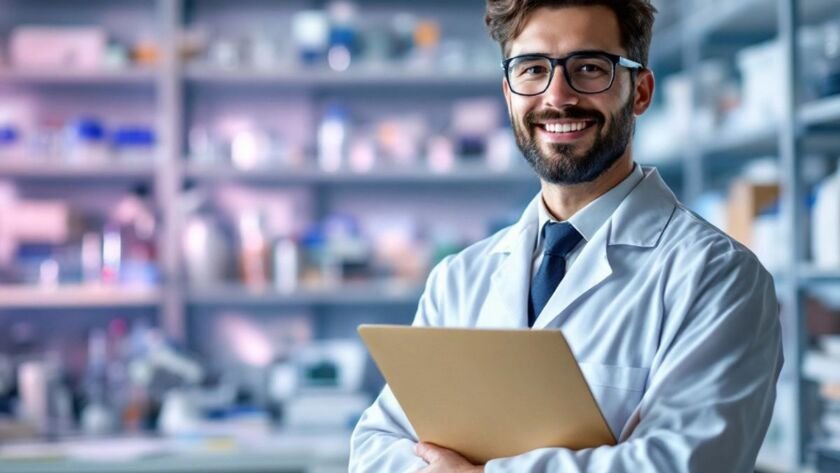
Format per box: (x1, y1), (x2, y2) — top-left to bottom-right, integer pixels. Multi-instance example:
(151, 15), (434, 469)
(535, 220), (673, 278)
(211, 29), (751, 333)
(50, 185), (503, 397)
(542, 66), (580, 108)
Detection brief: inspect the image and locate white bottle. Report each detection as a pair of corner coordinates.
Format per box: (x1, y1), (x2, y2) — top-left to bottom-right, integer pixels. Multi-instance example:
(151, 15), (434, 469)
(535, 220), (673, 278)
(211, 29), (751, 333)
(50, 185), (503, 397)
(812, 159), (840, 268)
(318, 106), (348, 172)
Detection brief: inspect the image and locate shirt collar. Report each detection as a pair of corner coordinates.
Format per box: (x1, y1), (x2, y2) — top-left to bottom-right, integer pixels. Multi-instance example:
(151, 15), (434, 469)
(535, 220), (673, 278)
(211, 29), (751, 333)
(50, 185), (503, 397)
(537, 163), (645, 246)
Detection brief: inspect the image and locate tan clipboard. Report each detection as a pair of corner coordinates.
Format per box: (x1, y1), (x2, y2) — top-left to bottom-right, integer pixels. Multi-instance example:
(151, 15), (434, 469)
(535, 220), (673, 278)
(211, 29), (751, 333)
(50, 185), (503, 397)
(358, 324), (616, 464)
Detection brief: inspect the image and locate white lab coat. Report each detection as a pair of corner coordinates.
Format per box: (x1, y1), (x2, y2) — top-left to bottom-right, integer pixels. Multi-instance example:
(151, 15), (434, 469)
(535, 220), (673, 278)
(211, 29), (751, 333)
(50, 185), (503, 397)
(350, 167), (783, 473)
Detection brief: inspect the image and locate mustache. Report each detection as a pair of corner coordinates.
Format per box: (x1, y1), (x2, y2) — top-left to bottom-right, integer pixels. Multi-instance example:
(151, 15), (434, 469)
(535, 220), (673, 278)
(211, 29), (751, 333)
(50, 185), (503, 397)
(525, 107), (604, 126)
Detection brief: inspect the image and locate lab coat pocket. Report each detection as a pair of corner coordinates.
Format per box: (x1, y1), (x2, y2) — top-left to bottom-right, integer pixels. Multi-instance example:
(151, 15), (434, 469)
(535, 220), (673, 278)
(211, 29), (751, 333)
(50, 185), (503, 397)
(577, 362), (649, 441)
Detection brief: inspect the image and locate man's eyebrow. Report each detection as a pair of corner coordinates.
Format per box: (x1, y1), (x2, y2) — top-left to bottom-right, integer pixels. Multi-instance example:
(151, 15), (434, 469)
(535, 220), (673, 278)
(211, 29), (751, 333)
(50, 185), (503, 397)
(508, 49), (609, 58)
(509, 51), (551, 57)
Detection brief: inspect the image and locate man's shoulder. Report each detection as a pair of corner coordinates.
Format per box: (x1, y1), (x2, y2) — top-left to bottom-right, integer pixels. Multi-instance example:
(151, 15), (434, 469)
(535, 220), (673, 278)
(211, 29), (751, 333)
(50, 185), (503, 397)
(662, 203), (770, 276)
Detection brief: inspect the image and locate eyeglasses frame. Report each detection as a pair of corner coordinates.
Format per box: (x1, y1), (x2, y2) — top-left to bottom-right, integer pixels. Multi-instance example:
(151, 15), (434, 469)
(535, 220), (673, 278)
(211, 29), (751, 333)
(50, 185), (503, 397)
(501, 50), (645, 96)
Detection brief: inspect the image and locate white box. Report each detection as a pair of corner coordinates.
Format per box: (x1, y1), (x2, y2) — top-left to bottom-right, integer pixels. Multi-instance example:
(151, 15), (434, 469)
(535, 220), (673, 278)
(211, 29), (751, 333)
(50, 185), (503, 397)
(10, 26), (106, 70)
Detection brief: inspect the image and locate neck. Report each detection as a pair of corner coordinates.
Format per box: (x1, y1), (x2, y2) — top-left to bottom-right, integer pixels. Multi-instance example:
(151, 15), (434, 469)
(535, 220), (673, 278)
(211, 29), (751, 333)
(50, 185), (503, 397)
(540, 152), (634, 221)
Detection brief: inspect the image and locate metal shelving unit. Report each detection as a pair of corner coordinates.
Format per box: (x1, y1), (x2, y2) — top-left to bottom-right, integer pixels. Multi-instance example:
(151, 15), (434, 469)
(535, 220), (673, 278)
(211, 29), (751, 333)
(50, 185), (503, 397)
(0, 162), (157, 181)
(187, 281), (424, 307)
(0, 285), (161, 309)
(0, 1), (538, 335)
(800, 94), (840, 126)
(0, 67), (157, 85)
(184, 65), (502, 88)
(2, 0), (838, 471)
(651, 0), (840, 471)
(184, 163), (537, 185)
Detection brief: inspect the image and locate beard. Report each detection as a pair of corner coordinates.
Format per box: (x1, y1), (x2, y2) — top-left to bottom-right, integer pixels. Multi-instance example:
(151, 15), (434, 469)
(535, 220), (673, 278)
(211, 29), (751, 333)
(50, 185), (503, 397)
(512, 97), (635, 185)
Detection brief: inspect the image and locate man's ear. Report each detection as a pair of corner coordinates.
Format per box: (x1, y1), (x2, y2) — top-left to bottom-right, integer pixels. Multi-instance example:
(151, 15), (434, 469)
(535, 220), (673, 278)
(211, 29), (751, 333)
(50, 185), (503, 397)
(633, 69), (655, 116)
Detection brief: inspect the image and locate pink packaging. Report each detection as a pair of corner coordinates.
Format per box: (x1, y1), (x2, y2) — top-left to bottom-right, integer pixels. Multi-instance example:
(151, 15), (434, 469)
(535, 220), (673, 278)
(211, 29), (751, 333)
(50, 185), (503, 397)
(10, 26), (106, 70)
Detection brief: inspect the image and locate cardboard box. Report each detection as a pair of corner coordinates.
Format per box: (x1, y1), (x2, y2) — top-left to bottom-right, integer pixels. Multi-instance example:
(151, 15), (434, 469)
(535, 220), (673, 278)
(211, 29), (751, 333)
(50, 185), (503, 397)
(726, 180), (780, 249)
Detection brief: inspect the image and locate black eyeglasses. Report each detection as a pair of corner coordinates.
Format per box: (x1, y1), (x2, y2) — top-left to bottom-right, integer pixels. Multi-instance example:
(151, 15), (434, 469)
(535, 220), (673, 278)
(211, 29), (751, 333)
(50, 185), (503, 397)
(502, 50), (644, 96)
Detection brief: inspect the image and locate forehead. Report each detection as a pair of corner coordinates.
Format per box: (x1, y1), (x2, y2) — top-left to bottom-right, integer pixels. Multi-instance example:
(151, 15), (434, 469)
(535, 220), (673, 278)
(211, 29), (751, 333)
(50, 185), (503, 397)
(507, 5), (623, 57)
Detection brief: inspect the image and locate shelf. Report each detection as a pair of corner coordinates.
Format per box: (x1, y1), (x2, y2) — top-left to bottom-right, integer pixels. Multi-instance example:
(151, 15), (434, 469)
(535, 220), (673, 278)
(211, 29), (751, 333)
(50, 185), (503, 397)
(700, 124), (779, 157)
(798, 265), (840, 284)
(800, 95), (840, 128)
(184, 65), (501, 88)
(0, 67), (156, 86)
(688, 0), (769, 38)
(0, 162), (156, 181)
(187, 281), (423, 307)
(0, 285), (161, 309)
(659, 0), (839, 54)
(184, 163), (538, 185)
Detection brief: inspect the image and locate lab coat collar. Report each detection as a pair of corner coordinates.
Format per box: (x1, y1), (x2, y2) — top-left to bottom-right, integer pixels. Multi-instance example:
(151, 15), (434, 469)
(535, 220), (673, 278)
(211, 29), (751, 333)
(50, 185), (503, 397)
(484, 167), (677, 329)
(490, 167), (676, 254)
(606, 167), (678, 248)
(535, 167), (677, 328)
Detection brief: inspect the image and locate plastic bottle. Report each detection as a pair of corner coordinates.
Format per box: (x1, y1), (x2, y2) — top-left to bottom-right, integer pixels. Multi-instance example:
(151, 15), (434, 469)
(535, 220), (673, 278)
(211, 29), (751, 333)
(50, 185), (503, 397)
(0, 125), (23, 161)
(318, 105), (349, 172)
(238, 210), (269, 289)
(65, 117), (108, 164)
(112, 126), (156, 163)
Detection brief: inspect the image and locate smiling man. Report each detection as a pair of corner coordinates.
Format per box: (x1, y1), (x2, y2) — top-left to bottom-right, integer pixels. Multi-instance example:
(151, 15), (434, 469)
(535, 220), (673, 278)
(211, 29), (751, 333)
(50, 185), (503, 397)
(350, 1), (783, 472)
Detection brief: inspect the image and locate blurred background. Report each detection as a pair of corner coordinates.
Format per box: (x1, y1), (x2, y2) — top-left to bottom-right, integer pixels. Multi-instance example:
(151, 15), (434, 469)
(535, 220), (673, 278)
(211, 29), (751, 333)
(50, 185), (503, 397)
(0, 0), (838, 472)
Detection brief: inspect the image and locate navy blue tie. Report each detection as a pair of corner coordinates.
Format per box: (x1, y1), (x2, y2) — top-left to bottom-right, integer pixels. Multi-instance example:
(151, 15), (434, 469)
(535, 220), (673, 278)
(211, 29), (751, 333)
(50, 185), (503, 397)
(528, 222), (583, 327)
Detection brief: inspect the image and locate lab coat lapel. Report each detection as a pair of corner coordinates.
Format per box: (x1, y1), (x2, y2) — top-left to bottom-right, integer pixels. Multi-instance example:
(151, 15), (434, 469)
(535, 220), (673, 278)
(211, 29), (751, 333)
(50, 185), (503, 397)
(479, 196), (540, 328)
(532, 224), (612, 329)
(531, 168), (678, 329)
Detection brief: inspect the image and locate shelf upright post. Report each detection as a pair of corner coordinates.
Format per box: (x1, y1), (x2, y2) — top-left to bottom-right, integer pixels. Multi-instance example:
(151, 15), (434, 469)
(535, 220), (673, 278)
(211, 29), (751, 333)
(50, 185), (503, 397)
(777, 0), (808, 468)
(156, 0), (187, 341)
(680, 0), (704, 205)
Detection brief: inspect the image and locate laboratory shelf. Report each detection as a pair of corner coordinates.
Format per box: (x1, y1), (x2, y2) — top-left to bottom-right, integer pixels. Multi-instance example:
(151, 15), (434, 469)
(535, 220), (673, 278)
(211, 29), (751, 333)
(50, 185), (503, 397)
(184, 65), (502, 89)
(688, 0), (769, 38)
(799, 95), (840, 128)
(0, 285), (161, 309)
(694, 126), (840, 161)
(686, 0), (840, 40)
(700, 124), (778, 157)
(0, 162), (157, 181)
(187, 281), (423, 307)
(184, 163), (538, 185)
(797, 265), (840, 285)
(0, 67), (157, 86)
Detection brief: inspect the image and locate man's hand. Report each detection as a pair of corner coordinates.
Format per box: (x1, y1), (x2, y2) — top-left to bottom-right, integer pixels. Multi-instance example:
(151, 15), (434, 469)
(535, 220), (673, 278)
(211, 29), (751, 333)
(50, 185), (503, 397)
(414, 442), (485, 473)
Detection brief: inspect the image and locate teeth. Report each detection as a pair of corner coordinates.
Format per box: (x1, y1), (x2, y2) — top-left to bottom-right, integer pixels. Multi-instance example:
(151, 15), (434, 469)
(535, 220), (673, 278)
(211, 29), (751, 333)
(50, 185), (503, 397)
(544, 122), (588, 134)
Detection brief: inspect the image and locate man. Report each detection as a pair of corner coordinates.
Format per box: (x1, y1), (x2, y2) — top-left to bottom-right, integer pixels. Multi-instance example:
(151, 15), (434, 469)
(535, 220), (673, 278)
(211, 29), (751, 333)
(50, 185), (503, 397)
(350, 1), (783, 472)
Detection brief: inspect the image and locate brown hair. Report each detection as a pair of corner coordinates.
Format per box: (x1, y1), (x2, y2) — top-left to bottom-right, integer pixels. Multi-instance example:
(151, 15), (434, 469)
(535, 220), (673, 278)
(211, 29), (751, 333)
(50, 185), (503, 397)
(485, 0), (657, 66)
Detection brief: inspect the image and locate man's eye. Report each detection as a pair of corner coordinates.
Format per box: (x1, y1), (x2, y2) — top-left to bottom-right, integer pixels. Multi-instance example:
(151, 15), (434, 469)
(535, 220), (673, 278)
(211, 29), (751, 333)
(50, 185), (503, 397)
(514, 63), (548, 77)
(524, 66), (548, 74)
(577, 64), (608, 74)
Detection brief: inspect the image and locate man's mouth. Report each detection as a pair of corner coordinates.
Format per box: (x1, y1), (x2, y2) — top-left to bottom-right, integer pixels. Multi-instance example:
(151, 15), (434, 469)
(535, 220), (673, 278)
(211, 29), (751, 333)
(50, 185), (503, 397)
(536, 120), (597, 135)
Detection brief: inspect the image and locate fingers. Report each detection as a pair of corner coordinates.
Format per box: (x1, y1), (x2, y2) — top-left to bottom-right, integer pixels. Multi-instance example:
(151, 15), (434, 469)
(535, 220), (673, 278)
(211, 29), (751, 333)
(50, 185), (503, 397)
(414, 441), (446, 464)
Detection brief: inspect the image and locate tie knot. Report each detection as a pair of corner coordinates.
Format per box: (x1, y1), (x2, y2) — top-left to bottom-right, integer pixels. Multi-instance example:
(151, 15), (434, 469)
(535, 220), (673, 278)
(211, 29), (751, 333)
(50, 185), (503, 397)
(543, 222), (583, 257)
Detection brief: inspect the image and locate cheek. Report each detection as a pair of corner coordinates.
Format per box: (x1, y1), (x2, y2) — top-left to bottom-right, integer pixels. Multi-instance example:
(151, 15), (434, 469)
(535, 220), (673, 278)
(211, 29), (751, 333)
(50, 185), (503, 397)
(511, 97), (540, 121)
